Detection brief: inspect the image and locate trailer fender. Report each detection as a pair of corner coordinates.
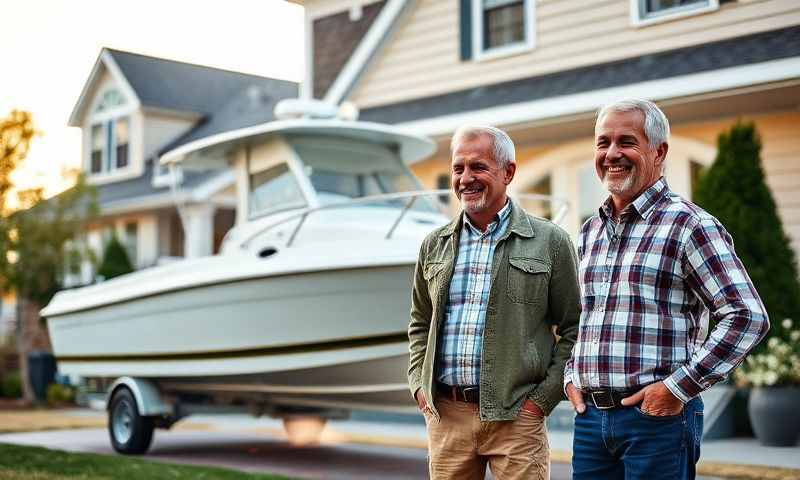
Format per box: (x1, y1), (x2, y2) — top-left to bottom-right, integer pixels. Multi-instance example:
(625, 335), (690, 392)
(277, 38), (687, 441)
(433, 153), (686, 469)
(107, 377), (171, 417)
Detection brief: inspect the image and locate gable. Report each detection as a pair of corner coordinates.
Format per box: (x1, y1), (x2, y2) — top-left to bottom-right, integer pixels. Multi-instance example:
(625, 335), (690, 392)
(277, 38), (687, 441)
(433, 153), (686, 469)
(69, 50), (141, 127)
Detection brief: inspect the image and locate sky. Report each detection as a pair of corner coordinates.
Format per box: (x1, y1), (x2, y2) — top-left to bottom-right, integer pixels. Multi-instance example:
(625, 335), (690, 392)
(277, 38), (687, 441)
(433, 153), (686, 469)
(0, 0), (305, 196)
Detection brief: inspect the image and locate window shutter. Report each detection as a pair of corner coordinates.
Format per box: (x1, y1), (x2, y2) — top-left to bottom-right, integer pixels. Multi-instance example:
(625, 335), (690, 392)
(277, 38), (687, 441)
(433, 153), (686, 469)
(459, 0), (472, 61)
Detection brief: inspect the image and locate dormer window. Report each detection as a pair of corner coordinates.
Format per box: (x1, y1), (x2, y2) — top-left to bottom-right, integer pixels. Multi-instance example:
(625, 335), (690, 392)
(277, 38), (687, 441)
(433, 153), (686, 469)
(87, 87), (132, 176)
(89, 117), (130, 174)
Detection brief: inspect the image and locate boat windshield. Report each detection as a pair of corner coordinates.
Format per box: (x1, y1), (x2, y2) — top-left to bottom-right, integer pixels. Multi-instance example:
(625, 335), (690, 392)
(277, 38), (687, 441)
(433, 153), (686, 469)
(292, 137), (436, 212)
(249, 163), (307, 218)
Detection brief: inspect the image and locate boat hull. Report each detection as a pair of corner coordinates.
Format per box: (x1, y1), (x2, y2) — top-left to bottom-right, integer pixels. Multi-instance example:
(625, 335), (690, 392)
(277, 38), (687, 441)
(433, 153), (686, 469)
(49, 264), (417, 410)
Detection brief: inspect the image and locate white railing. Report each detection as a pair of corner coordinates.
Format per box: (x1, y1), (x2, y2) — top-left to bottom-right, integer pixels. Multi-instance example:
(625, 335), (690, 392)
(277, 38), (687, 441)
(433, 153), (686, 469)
(239, 190), (569, 249)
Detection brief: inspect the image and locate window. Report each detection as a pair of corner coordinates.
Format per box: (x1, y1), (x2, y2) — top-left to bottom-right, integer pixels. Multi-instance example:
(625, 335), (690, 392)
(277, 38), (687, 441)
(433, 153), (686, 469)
(249, 164), (307, 218)
(578, 164), (609, 226)
(124, 222), (138, 267)
(91, 125), (104, 174)
(690, 159), (706, 198)
(93, 88), (127, 114)
(483, 0), (525, 50)
(632, 0), (718, 25)
(436, 173), (451, 205)
(115, 118), (129, 169)
(460, 0), (535, 61)
(88, 117), (130, 175)
(525, 175), (552, 220)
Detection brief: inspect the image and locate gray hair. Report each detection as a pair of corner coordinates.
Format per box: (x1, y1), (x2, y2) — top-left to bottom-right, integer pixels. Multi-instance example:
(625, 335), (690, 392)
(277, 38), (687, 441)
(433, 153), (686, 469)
(596, 98), (670, 148)
(450, 125), (516, 168)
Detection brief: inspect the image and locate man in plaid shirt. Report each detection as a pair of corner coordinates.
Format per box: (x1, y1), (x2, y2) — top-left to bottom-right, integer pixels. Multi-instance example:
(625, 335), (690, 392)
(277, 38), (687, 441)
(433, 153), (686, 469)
(564, 99), (769, 480)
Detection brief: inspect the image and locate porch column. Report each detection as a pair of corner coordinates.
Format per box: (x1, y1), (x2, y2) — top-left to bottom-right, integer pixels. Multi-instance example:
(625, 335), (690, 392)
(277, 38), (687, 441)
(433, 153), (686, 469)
(183, 203), (216, 258)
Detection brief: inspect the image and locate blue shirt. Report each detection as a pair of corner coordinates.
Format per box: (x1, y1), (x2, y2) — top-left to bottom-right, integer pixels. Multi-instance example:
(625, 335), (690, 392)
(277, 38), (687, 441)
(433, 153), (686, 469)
(437, 201), (511, 386)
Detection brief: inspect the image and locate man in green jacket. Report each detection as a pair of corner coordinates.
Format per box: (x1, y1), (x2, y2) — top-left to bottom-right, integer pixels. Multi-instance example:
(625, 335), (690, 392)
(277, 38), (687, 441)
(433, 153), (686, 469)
(408, 125), (580, 479)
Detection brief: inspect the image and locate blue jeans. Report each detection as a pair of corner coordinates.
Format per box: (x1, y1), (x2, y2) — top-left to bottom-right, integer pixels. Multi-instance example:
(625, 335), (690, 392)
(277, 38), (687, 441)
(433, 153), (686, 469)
(572, 397), (704, 480)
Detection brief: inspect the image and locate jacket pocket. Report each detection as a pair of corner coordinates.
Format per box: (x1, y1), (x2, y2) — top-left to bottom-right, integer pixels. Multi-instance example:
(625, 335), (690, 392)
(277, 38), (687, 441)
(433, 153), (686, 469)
(424, 262), (445, 299)
(507, 257), (550, 304)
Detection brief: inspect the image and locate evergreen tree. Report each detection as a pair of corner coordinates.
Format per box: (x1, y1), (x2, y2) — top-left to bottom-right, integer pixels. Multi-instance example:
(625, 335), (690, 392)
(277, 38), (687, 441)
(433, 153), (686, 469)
(97, 235), (134, 280)
(694, 121), (800, 342)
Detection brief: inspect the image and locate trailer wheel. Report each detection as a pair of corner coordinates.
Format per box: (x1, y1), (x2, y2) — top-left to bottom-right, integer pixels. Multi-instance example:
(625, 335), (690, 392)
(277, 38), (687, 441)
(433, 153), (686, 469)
(108, 387), (154, 455)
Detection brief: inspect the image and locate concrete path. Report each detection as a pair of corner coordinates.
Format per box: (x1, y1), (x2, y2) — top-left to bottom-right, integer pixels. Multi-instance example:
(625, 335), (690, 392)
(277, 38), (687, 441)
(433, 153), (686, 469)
(2, 409), (798, 479)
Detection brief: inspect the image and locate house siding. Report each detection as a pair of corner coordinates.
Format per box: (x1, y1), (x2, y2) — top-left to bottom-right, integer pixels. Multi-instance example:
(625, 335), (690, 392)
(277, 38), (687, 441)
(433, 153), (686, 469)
(142, 112), (198, 161)
(350, 0), (800, 108)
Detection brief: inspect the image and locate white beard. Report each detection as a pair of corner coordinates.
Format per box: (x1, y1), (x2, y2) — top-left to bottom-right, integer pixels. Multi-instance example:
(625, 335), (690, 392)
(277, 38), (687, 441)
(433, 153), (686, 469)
(603, 168), (636, 196)
(460, 191), (486, 213)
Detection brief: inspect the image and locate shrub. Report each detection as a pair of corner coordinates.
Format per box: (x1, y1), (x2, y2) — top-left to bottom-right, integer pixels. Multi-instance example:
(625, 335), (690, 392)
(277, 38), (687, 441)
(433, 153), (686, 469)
(1, 370), (22, 398)
(46, 383), (75, 406)
(693, 121), (800, 348)
(97, 235), (134, 280)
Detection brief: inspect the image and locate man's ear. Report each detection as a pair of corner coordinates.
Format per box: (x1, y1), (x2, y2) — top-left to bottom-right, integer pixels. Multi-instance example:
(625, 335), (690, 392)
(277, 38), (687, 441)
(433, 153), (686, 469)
(655, 142), (668, 170)
(504, 162), (517, 185)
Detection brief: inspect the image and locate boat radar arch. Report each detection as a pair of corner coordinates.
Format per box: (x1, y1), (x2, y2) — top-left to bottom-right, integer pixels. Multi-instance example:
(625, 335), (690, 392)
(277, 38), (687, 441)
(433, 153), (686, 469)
(273, 98), (359, 122)
(159, 100), (431, 170)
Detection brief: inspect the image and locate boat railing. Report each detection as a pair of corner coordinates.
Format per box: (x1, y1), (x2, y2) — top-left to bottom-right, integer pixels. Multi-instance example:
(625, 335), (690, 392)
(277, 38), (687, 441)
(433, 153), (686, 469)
(239, 190), (569, 249)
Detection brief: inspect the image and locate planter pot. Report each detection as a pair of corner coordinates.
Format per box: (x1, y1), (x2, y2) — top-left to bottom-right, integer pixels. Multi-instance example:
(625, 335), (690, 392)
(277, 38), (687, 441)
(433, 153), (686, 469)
(748, 386), (800, 447)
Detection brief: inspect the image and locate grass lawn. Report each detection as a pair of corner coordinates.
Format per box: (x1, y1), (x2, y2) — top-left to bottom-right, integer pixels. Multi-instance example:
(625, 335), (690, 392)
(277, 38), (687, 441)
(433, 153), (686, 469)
(0, 443), (298, 480)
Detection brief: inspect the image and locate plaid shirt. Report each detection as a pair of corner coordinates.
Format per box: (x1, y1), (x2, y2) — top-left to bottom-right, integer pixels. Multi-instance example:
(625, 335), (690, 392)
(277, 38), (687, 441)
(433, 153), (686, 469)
(437, 201), (511, 387)
(565, 178), (769, 402)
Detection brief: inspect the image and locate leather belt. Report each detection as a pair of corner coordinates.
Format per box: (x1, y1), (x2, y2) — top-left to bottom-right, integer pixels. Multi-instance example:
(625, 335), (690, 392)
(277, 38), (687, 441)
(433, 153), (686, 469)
(437, 382), (479, 403)
(583, 387), (641, 410)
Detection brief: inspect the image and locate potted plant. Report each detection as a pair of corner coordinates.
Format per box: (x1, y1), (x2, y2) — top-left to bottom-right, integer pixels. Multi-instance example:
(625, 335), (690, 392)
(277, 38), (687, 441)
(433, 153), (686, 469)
(735, 318), (800, 447)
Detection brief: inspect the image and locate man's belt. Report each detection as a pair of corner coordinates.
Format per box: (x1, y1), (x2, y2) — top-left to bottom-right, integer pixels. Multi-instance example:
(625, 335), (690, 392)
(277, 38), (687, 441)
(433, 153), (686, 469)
(583, 387), (642, 410)
(437, 382), (479, 403)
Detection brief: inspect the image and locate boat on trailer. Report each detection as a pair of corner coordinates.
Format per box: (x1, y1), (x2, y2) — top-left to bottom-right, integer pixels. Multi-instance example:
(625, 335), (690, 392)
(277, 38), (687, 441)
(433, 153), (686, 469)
(42, 100), (568, 454)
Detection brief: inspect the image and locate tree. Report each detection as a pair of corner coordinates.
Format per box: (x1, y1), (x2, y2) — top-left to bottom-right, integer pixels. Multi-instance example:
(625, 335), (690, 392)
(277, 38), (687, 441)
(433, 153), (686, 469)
(98, 235), (134, 280)
(693, 121), (800, 344)
(0, 110), (97, 402)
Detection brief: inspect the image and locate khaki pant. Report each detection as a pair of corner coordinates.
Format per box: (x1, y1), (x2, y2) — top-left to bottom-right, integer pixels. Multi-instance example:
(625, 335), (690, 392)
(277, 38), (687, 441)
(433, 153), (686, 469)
(423, 397), (550, 480)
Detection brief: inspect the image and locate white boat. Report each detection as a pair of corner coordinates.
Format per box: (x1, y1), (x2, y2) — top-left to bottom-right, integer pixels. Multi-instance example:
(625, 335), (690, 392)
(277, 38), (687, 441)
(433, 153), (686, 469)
(42, 100), (568, 454)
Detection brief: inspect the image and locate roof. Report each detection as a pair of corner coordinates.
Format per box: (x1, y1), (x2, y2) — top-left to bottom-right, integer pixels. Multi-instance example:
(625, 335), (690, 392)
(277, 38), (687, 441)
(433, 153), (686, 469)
(312, 2), (386, 99)
(67, 49), (300, 212)
(107, 49), (297, 116)
(94, 161), (220, 210)
(360, 25), (800, 125)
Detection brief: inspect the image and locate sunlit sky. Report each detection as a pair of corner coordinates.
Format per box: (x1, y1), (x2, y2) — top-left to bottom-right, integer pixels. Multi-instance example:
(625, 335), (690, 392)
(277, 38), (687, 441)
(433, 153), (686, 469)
(0, 0), (305, 197)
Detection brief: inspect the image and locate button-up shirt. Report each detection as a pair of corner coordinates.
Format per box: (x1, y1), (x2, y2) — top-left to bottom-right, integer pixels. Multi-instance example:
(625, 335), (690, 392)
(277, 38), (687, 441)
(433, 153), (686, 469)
(437, 201), (511, 387)
(565, 178), (769, 402)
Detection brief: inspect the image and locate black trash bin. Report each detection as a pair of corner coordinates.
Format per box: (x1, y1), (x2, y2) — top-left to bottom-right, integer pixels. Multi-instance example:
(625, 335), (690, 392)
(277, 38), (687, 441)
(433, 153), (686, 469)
(28, 351), (56, 402)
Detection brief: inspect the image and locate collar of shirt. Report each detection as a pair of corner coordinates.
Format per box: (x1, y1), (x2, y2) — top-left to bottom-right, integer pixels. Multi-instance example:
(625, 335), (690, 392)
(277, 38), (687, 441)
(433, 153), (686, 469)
(463, 199), (512, 237)
(599, 176), (670, 222)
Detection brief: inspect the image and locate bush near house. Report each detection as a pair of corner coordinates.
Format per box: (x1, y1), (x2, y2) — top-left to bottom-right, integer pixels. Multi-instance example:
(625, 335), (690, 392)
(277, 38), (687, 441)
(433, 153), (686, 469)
(693, 121), (800, 348)
(45, 383), (75, 406)
(97, 236), (133, 281)
(1, 370), (22, 398)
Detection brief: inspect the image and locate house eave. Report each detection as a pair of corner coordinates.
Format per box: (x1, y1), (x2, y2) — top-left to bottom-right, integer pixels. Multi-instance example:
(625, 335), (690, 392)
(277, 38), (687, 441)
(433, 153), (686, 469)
(394, 57), (800, 137)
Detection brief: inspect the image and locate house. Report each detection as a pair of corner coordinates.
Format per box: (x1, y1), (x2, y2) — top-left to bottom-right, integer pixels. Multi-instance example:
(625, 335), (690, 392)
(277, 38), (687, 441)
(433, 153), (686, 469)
(290, 0), (800, 257)
(66, 48), (298, 283)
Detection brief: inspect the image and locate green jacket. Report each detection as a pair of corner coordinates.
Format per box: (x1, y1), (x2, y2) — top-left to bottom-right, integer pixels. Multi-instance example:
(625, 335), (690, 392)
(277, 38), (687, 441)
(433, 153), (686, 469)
(408, 200), (580, 421)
